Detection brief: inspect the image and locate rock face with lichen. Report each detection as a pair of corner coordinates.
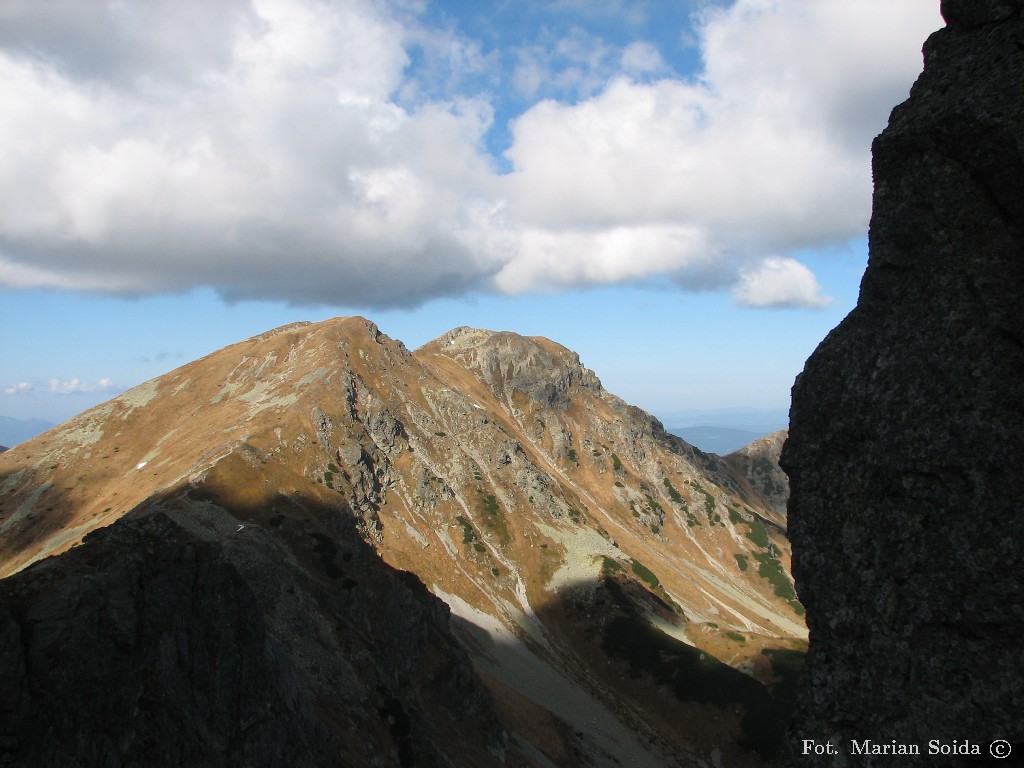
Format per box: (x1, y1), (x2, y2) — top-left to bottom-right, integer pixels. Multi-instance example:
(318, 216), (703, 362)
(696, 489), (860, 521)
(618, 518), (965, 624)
(782, 0), (1024, 762)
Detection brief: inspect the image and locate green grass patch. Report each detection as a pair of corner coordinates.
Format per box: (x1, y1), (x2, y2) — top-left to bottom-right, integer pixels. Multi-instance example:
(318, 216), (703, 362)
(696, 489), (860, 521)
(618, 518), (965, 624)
(753, 456), (775, 476)
(566, 448), (579, 463)
(643, 493), (664, 515)
(691, 480), (717, 519)
(601, 556), (622, 575)
(611, 453), (623, 471)
(753, 551), (804, 615)
(454, 515), (477, 544)
(478, 493), (510, 544)
(726, 631), (746, 643)
(663, 477), (684, 503)
(630, 559), (661, 590)
(734, 553), (749, 572)
(745, 519), (771, 549)
(473, 542), (486, 553)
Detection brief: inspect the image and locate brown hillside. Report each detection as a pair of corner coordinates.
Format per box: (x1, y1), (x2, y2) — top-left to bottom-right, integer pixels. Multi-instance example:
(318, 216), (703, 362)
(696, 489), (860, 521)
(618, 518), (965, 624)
(0, 317), (805, 766)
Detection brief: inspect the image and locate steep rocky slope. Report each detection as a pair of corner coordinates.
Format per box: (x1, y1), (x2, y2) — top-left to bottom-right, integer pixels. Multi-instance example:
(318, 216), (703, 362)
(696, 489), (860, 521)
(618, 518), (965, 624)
(1, 318), (804, 766)
(782, 0), (1023, 762)
(726, 431), (789, 518)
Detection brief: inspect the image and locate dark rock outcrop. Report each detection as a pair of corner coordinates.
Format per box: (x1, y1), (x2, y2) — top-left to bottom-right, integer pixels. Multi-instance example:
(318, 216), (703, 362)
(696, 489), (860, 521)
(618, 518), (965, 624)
(782, 0), (1023, 763)
(0, 478), (506, 768)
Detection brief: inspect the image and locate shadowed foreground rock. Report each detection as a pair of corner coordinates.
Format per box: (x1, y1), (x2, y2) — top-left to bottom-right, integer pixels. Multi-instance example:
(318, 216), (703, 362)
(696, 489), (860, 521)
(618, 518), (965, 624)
(782, 0), (1023, 763)
(0, 481), (507, 768)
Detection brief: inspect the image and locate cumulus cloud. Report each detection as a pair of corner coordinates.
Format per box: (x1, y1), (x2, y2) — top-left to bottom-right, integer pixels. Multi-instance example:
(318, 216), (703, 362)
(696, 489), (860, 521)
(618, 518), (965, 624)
(48, 377), (115, 395)
(0, 0), (942, 309)
(732, 257), (829, 308)
(3, 381), (33, 395)
(3, 376), (116, 396)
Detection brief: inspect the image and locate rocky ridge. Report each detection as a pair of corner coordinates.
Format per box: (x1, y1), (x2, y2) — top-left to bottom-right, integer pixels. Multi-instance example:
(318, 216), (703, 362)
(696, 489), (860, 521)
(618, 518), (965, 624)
(1, 317), (805, 766)
(726, 431), (789, 518)
(782, 0), (1024, 762)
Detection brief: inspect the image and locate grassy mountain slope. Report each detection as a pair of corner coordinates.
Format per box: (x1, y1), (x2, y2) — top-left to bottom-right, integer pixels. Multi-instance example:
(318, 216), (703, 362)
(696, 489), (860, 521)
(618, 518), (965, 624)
(0, 317), (805, 766)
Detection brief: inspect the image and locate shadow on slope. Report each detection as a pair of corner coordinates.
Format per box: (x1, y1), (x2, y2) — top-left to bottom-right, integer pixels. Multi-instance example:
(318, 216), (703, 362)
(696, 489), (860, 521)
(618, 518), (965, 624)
(594, 576), (801, 757)
(0, 466), (85, 578)
(449, 566), (806, 768)
(0, 477), (511, 768)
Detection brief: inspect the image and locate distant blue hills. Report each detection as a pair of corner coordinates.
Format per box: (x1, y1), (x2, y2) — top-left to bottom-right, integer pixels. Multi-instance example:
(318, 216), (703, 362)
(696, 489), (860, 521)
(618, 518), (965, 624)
(0, 416), (54, 449)
(661, 407), (789, 455)
(1, 407), (790, 456)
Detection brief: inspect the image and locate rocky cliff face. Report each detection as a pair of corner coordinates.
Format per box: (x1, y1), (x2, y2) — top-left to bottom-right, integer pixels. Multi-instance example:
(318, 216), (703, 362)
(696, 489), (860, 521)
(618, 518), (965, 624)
(0, 317), (806, 767)
(782, 0), (1024, 762)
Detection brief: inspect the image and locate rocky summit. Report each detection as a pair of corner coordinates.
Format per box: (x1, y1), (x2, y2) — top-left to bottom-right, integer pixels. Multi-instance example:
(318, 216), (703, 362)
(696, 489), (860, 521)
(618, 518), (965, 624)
(0, 317), (804, 767)
(782, 0), (1024, 763)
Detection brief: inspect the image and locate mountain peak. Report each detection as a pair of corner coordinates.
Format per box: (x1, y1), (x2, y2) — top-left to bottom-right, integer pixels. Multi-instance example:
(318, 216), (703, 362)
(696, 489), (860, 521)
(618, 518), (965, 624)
(1, 318), (806, 765)
(420, 326), (603, 408)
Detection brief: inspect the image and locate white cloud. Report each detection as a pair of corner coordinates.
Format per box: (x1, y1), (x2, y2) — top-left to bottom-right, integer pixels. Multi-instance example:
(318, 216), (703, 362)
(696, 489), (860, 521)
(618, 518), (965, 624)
(2, 377), (116, 396)
(495, 1), (940, 305)
(48, 377), (115, 395)
(0, 0), (942, 309)
(511, 26), (620, 101)
(732, 256), (830, 308)
(620, 41), (668, 77)
(491, 223), (718, 293)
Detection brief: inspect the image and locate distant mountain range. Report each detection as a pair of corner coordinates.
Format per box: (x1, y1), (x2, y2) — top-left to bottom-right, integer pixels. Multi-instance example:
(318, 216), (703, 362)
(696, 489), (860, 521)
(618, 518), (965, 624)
(669, 425), (766, 455)
(0, 416), (53, 449)
(0, 318), (803, 766)
(661, 408), (786, 456)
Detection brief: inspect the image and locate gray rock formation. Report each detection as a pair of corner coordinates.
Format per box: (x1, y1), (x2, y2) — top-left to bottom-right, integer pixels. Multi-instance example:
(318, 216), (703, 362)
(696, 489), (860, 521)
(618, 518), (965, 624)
(782, 0), (1024, 763)
(432, 326), (604, 408)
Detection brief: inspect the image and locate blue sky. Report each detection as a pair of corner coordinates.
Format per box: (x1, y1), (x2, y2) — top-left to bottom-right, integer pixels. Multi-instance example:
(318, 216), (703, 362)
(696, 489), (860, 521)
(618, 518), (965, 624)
(0, 0), (943, 426)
